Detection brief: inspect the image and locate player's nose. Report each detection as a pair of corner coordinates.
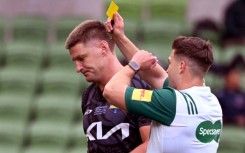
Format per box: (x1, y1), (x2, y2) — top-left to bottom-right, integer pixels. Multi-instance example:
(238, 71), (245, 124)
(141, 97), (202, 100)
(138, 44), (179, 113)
(75, 62), (84, 73)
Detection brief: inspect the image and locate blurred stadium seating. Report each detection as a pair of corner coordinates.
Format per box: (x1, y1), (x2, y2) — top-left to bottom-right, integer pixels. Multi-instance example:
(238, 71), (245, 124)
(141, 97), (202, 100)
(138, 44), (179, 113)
(0, 0), (244, 153)
(0, 120), (26, 153)
(47, 44), (74, 70)
(11, 16), (49, 43)
(218, 125), (245, 153)
(0, 17), (6, 68)
(5, 42), (45, 70)
(0, 68), (39, 96)
(54, 17), (88, 43)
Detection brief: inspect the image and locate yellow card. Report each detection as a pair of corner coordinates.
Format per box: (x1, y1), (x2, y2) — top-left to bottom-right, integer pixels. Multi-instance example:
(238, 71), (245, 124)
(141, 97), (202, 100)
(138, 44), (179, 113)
(106, 1), (119, 19)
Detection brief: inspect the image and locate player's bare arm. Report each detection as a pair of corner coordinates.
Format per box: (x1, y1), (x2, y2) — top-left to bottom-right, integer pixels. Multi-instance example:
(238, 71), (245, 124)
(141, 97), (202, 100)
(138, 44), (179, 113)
(130, 125), (150, 153)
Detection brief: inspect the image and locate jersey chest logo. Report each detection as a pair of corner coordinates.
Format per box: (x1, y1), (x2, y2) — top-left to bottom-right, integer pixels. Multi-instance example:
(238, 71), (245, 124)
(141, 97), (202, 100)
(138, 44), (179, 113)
(196, 120), (222, 143)
(86, 121), (129, 141)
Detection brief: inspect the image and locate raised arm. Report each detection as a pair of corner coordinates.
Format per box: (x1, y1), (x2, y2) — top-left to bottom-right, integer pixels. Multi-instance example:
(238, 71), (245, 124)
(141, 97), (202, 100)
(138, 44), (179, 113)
(103, 50), (158, 110)
(105, 13), (168, 89)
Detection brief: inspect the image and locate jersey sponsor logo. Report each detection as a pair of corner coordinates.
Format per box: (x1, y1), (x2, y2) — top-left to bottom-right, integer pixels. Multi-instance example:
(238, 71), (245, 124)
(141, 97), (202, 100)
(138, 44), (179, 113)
(94, 106), (107, 115)
(109, 105), (119, 113)
(109, 105), (118, 109)
(180, 92), (198, 115)
(84, 109), (93, 115)
(86, 121), (129, 141)
(131, 89), (153, 102)
(196, 120), (222, 143)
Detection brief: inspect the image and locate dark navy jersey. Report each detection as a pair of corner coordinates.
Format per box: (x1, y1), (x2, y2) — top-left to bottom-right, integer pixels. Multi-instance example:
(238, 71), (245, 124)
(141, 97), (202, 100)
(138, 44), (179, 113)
(82, 75), (152, 153)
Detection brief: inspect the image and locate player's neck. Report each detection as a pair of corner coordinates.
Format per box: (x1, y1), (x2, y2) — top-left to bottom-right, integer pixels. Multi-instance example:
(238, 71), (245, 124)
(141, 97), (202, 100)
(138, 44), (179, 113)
(97, 60), (123, 91)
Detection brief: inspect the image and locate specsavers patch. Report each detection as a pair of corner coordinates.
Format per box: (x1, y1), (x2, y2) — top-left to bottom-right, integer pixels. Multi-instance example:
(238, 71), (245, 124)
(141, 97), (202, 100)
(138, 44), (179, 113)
(131, 89), (153, 102)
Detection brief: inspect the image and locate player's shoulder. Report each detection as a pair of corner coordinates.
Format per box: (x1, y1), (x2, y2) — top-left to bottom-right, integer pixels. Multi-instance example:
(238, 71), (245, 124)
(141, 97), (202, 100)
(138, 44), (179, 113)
(81, 83), (97, 112)
(131, 74), (152, 89)
(83, 83), (97, 97)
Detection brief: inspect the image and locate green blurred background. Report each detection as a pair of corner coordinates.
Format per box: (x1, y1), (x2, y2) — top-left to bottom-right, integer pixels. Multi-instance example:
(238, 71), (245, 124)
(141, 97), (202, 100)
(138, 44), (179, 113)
(0, 0), (244, 153)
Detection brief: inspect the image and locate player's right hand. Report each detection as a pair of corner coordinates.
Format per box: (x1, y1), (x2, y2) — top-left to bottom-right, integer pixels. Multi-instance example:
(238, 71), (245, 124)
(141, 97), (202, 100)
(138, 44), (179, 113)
(105, 12), (125, 39)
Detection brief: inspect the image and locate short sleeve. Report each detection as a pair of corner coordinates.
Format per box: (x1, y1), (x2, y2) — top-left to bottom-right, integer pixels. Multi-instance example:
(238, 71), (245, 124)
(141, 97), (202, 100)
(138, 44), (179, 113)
(125, 87), (176, 126)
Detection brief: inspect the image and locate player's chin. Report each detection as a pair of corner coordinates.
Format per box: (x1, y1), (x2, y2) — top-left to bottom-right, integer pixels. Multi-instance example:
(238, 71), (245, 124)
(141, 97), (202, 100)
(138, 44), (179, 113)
(84, 76), (95, 82)
(85, 77), (93, 82)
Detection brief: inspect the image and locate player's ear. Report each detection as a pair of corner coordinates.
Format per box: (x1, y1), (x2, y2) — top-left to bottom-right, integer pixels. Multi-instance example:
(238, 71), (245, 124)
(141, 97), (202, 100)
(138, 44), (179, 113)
(99, 40), (110, 56)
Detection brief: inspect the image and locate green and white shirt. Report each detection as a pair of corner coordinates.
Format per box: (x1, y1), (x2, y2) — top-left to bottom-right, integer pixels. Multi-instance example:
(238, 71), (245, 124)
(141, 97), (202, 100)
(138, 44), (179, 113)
(125, 80), (223, 153)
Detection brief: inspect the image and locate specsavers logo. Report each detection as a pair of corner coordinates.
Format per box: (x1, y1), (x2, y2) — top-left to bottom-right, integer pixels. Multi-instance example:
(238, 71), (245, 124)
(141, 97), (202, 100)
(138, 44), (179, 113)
(196, 120), (222, 143)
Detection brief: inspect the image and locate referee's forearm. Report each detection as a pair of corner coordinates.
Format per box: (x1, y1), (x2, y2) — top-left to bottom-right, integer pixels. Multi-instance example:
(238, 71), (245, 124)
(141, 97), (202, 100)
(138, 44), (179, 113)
(103, 65), (135, 110)
(130, 140), (148, 153)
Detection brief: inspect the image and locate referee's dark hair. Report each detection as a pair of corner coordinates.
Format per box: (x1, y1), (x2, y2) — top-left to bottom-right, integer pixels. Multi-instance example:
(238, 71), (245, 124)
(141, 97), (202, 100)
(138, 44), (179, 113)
(172, 36), (213, 76)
